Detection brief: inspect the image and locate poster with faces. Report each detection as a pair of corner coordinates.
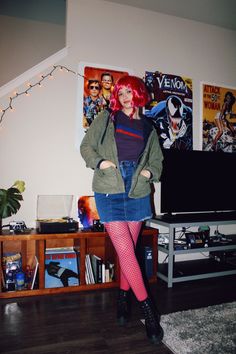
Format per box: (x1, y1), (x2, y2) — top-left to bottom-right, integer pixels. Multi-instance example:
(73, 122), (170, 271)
(76, 62), (133, 149)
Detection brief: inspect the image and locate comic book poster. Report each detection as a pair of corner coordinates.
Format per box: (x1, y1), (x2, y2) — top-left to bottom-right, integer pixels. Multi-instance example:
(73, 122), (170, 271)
(202, 83), (236, 152)
(144, 71), (193, 150)
(76, 63), (132, 149)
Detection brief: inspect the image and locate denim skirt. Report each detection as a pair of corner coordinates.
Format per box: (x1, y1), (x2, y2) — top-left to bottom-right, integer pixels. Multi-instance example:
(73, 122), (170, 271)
(94, 161), (152, 223)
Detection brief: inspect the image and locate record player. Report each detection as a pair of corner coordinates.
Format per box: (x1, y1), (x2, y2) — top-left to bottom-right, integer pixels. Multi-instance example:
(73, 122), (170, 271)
(36, 195), (78, 234)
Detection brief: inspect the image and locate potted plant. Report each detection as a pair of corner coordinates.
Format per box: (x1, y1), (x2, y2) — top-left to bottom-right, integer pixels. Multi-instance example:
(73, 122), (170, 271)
(0, 180), (25, 233)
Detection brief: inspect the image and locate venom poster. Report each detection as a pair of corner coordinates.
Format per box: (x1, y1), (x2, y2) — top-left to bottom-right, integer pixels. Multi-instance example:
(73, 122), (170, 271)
(144, 71), (193, 150)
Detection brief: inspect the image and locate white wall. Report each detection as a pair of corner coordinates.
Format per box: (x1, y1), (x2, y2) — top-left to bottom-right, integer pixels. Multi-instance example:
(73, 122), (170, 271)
(0, 15), (65, 86)
(0, 0), (236, 229)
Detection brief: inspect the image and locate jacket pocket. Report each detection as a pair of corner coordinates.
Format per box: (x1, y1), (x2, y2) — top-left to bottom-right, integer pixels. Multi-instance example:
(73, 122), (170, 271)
(131, 174), (151, 198)
(93, 167), (121, 192)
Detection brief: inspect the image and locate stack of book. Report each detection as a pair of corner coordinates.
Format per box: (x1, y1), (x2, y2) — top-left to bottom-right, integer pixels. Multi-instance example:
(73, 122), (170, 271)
(85, 254), (114, 284)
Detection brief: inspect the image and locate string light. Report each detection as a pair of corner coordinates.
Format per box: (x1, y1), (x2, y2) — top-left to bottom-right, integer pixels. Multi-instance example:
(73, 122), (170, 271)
(0, 65), (85, 125)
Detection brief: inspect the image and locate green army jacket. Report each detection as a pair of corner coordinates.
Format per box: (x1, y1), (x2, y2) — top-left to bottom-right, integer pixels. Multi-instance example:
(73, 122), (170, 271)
(80, 110), (163, 198)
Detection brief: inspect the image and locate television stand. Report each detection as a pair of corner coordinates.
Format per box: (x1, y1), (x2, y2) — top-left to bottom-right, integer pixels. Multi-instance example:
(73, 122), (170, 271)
(147, 213), (236, 287)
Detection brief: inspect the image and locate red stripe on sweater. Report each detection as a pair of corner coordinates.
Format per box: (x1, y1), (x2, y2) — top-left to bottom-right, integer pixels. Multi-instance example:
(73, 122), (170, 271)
(116, 129), (143, 140)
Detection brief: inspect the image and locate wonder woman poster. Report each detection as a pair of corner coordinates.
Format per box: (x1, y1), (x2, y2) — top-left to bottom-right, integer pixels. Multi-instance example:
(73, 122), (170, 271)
(202, 83), (236, 152)
(144, 71), (193, 150)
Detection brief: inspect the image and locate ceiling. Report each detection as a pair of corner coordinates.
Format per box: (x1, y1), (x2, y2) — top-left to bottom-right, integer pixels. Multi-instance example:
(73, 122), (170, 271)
(104, 0), (236, 31)
(0, 0), (235, 31)
(0, 0), (66, 25)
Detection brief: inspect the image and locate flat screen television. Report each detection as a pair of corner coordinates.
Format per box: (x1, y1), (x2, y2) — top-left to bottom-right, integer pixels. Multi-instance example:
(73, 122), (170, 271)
(160, 149), (236, 215)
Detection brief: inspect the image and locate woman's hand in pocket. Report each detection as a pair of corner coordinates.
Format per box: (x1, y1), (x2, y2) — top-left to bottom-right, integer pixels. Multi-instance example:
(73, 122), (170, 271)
(140, 169), (151, 179)
(100, 160), (116, 170)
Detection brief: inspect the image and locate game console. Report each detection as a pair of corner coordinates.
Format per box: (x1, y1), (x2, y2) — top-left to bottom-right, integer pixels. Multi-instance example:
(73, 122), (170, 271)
(185, 231), (209, 248)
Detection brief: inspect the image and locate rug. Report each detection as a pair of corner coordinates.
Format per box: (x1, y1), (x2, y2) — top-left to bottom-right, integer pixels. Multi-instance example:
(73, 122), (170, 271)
(160, 302), (236, 354)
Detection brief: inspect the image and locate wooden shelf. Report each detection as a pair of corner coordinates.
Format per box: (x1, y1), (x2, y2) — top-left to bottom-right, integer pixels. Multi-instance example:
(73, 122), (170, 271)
(0, 227), (157, 298)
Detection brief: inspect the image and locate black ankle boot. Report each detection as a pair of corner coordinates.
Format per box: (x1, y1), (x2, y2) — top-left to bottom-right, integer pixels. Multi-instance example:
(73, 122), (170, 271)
(140, 297), (164, 345)
(117, 289), (131, 326)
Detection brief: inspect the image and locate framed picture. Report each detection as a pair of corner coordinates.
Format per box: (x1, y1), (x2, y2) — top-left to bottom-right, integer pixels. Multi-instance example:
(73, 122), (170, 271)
(202, 82), (236, 152)
(144, 70), (193, 150)
(77, 195), (99, 230)
(76, 62), (133, 149)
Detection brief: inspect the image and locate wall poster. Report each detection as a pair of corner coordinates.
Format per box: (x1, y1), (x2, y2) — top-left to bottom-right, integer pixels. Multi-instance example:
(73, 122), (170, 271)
(144, 71), (193, 150)
(202, 83), (236, 152)
(76, 62), (132, 149)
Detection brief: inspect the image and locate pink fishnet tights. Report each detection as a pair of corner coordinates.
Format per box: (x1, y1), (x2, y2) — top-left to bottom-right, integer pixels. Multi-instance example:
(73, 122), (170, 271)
(105, 221), (148, 301)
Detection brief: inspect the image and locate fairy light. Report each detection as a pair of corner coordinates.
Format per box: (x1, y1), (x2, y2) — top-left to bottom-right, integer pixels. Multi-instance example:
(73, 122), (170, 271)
(0, 65), (85, 125)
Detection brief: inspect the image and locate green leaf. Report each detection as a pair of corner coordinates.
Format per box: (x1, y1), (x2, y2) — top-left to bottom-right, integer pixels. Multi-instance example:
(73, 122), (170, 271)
(12, 180), (25, 193)
(0, 186), (23, 219)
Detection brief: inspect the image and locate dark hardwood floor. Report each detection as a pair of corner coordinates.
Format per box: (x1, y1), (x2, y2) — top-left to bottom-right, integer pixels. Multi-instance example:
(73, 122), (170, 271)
(1, 275), (236, 354)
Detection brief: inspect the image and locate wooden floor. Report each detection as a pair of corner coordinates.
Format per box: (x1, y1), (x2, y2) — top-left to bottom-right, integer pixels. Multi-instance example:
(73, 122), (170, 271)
(1, 274), (236, 354)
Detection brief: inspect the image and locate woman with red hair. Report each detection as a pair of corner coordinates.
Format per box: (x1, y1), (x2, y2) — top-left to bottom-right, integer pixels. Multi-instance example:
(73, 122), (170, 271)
(80, 75), (164, 345)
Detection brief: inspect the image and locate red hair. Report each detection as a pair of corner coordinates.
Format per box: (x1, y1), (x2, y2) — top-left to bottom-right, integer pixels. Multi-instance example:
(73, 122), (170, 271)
(110, 75), (150, 116)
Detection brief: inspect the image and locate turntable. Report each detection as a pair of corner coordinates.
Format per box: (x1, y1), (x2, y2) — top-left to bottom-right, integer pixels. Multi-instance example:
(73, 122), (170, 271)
(36, 195), (78, 234)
